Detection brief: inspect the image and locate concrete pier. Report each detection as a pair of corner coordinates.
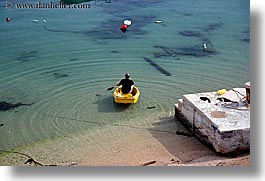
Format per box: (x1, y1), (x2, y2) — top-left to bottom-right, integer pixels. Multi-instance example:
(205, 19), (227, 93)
(175, 88), (250, 154)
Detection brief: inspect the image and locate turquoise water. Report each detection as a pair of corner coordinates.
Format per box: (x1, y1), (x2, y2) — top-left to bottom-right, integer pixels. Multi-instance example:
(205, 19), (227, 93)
(0, 0), (249, 152)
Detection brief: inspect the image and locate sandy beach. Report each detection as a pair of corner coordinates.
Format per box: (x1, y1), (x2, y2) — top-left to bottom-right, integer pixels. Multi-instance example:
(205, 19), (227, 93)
(0, 118), (250, 166)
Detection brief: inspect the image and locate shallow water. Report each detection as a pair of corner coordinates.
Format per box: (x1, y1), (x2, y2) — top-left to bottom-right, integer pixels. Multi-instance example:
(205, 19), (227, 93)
(0, 0), (249, 154)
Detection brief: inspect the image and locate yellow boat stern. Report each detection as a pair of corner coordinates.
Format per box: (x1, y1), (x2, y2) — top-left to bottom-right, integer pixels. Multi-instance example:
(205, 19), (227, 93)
(113, 86), (140, 104)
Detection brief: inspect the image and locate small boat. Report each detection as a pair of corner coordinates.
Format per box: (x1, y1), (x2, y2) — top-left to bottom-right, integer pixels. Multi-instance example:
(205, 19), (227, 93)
(113, 86), (140, 104)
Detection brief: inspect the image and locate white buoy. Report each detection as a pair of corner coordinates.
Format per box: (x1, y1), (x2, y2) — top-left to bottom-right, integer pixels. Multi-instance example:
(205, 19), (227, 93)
(203, 43), (207, 50)
(123, 20), (132, 26)
(154, 20), (163, 24)
(32, 20), (39, 23)
(43, 20), (47, 29)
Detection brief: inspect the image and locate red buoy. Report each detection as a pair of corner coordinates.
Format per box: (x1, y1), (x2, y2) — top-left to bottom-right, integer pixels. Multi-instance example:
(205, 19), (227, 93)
(6, 17), (11, 22)
(120, 24), (128, 33)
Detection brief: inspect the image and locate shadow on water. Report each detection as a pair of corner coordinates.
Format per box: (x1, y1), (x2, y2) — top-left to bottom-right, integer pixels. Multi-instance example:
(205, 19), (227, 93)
(94, 95), (130, 113)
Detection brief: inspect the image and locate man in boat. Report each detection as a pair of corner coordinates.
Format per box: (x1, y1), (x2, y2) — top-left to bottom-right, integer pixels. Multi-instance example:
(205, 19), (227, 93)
(116, 73), (134, 94)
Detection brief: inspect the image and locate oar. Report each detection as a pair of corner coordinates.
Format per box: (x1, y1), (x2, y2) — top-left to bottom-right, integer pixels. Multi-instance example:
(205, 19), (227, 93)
(106, 86), (115, 90)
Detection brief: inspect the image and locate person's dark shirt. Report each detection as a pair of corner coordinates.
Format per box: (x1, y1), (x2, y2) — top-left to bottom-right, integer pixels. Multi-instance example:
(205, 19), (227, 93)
(118, 79), (134, 94)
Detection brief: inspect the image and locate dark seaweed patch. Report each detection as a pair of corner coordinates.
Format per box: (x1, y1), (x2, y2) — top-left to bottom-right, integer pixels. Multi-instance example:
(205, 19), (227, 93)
(146, 106), (156, 109)
(46, 15), (156, 39)
(45, 25), (90, 36)
(69, 58), (78, 61)
(95, 94), (101, 97)
(242, 29), (250, 43)
(153, 45), (177, 58)
(99, 0), (163, 17)
(45, 28), (76, 34)
(46, 0), (159, 40)
(128, 15), (157, 35)
(83, 15), (156, 40)
(204, 22), (223, 32)
(82, 19), (125, 39)
(54, 73), (68, 78)
(110, 50), (119, 53)
(17, 50), (38, 62)
(243, 30), (250, 34)
(179, 30), (202, 37)
(124, 0), (162, 9)
(45, 19), (126, 40)
(183, 13), (193, 16)
(177, 45), (216, 57)
(0, 101), (32, 111)
(173, 10), (193, 17)
(241, 38), (250, 43)
(143, 57), (171, 76)
(154, 45), (217, 58)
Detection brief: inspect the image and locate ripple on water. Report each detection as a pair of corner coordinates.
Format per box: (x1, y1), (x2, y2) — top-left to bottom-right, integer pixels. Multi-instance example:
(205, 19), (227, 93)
(0, 0), (249, 152)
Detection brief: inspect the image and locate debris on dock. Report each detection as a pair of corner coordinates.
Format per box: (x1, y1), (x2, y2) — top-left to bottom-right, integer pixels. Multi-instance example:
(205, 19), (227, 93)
(175, 87), (250, 154)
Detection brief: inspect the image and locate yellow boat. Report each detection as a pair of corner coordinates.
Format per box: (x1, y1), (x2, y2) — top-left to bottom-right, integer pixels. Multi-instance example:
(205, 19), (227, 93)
(113, 86), (140, 104)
